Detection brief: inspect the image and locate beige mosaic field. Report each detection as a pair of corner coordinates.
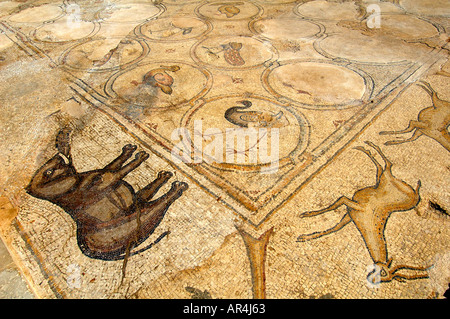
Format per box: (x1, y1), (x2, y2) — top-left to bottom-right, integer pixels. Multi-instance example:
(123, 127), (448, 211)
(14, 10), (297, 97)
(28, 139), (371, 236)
(0, 0), (449, 299)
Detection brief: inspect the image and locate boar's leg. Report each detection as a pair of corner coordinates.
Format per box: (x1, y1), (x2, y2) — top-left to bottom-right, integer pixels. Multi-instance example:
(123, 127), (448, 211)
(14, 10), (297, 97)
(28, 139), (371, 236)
(104, 144), (137, 171)
(137, 171), (173, 202)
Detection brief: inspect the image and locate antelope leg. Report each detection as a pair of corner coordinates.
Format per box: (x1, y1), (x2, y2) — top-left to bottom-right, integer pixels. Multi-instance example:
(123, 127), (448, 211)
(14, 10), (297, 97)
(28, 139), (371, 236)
(297, 214), (352, 242)
(379, 120), (426, 135)
(384, 130), (423, 146)
(300, 196), (362, 218)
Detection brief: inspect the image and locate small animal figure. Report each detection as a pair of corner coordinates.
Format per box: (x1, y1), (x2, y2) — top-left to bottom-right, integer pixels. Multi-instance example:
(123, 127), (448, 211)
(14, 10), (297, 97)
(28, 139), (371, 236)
(92, 46), (118, 67)
(131, 65), (180, 95)
(222, 42), (245, 66)
(148, 22), (193, 39)
(91, 39), (132, 68)
(380, 81), (450, 152)
(224, 100), (284, 128)
(26, 128), (188, 261)
(282, 82), (311, 96)
(297, 141), (430, 284)
(203, 43), (246, 66)
(218, 3), (242, 18)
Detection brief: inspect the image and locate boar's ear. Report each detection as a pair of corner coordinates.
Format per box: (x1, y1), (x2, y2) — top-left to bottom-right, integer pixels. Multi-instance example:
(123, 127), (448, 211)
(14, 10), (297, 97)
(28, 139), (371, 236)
(55, 127), (72, 157)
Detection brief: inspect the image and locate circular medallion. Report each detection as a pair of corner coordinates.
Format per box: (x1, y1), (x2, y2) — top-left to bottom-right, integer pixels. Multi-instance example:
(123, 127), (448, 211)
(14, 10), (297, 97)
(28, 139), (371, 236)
(136, 15), (211, 42)
(262, 60), (373, 109)
(362, 14), (440, 41)
(60, 37), (149, 72)
(251, 18), (323, 42)
(180, 95), (309, 171)
(8, 4), (64, 23)
(192, 35), (278, 70)
(294, 1), (361, 21)
(399, 0), (450, 17)
(105, 61), (212, 110)
(196, 1), (262, 21)
(97, 2), (163, 23)
(314, 31), (430, 64)
(32, 19), (98, 43)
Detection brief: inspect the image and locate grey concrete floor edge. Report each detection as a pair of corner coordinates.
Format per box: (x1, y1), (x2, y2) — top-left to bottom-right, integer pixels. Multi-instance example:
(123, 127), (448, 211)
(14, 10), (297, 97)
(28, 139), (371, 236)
(0, 238), (35, 299)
